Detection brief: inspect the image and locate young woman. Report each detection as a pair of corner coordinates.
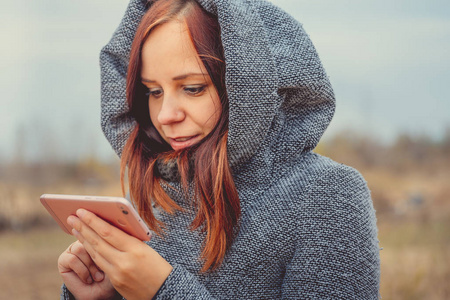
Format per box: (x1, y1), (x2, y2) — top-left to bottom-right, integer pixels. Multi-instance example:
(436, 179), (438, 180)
(59, 0), (380, 299)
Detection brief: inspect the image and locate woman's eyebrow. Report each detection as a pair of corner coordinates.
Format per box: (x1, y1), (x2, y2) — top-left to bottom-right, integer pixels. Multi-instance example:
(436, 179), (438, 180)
(172, 73), (206, 81)
(141, 73), (207, 83)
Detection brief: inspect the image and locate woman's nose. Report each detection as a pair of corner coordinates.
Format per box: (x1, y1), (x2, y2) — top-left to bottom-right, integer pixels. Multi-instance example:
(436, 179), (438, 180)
(157, 96), (185, 125)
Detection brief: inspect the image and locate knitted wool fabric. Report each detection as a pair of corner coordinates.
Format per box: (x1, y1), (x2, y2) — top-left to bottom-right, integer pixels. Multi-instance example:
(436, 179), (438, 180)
(62, 0), (380, 298)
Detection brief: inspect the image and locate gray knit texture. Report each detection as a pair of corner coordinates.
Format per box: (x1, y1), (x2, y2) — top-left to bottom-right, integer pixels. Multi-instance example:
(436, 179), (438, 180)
(62, 0), (380, 298)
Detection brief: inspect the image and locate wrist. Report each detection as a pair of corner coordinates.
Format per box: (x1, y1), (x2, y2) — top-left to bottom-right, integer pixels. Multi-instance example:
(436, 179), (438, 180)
(149, 262), (173, 298)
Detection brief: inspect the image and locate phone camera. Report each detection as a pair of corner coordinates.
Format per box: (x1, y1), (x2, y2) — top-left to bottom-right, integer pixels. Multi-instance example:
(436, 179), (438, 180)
(122, 210), (129, 215)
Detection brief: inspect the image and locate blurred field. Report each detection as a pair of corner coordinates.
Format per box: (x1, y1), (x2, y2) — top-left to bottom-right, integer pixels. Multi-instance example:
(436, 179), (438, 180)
(0, 228), (74, 299)
(0, 131), (449, 299)
(0, 158), (123, 300)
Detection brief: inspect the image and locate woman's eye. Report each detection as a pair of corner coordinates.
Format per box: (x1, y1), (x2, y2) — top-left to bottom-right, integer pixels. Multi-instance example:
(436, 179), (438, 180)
(145, 88), (163, 98)
(184, 85), (206, 96)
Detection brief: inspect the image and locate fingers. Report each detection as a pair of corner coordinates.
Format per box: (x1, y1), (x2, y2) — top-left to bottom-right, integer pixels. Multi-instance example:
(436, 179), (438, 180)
(58, 241), (104, 284)
(67, 211), (124, 273)
(72, 209), (136, 251)
(70, 241), (106, 282)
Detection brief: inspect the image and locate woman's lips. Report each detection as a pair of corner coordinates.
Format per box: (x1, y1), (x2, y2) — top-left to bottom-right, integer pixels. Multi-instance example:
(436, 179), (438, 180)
(168, 135), (200, 150)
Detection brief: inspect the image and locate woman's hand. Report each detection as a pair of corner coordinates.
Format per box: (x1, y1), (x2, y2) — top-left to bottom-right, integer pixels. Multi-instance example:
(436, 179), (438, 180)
(58, 240), (118, 300)
(67, 209), (173, 300)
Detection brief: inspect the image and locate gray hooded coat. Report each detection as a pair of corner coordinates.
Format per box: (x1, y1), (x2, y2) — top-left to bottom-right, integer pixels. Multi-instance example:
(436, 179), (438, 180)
(62, 0), (380, 298)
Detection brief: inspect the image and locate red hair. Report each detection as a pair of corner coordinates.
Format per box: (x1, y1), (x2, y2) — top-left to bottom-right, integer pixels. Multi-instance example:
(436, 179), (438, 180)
(121, 0), (240, 272)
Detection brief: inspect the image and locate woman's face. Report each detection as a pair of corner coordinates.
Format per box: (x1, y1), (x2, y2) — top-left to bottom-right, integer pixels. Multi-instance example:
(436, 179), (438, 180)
(140, 20), (222, 151)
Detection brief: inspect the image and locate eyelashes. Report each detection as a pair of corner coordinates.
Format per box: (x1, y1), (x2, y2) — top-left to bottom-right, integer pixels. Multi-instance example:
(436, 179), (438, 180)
(145, 88), (163, 98)
(145, 85), (207, 98)
(184, 85), (206, 96)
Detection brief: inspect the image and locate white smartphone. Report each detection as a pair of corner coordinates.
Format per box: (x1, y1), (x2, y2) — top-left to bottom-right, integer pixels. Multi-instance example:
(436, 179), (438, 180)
(40, 194), (151, 241)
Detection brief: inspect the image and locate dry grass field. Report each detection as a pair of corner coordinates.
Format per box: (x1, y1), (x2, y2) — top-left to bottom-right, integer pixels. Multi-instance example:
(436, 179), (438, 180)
(1, 135), (449, 299)
(0, 159), (123, 300)
(0, 228), (74, 299)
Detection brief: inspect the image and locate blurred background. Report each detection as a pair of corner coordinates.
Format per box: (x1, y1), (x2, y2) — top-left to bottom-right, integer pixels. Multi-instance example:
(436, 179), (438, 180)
(0, 0), (449, 299)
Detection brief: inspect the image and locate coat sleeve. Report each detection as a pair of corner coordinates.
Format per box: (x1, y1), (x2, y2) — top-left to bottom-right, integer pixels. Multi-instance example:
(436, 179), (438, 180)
(281, 165), (380, 299)
(60, 267), (216, 300)
(60, 284), (73, 300)
(152, 264), (216, 299)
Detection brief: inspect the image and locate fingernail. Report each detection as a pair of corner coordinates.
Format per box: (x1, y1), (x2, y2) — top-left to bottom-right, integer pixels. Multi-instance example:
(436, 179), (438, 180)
(87, 276), (93, 284)
(67, 216), (75, 227)
(94, 272), (104, 281)
(76, 209), (86, 218)
(72, 228), (80, 237)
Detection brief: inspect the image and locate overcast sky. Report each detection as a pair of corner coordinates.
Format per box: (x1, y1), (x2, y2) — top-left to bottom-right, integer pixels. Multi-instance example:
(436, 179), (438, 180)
(0, 0), (449, 162)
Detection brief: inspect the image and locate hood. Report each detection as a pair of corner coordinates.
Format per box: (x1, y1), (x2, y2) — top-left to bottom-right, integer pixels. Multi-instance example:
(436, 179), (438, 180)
(100, 0), (335, 173)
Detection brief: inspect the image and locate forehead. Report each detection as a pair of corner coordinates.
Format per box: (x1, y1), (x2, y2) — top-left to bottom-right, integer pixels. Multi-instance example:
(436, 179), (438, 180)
(140, 20), (207, 79)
